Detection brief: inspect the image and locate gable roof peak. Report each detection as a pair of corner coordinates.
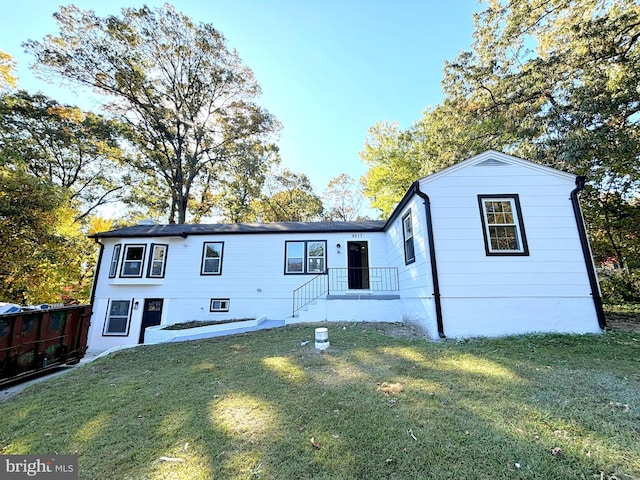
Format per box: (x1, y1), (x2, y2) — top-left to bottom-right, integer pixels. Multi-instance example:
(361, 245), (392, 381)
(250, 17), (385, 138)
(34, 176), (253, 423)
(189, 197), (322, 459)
(419, 150), (575, 183)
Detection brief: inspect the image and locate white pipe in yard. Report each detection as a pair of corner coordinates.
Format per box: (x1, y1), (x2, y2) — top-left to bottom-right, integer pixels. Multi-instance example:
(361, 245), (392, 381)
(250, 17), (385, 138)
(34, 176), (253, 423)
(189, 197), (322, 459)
(314, 327), (329, 350)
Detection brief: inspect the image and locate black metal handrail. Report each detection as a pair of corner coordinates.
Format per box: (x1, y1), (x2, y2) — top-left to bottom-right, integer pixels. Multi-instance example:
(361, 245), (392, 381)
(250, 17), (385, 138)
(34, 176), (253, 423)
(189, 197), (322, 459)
(292, 267), (399, 315)
(327, 267), (399, 294)
(292, 273), (329, 316)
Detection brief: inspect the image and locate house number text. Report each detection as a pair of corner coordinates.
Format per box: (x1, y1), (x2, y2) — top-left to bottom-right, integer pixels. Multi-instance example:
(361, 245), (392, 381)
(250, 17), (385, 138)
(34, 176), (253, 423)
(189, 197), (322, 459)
(351, 233), (363, 238)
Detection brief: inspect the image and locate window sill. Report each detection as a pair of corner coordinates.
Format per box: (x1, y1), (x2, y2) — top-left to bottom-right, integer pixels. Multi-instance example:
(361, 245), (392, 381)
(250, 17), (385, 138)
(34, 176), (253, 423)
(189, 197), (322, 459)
(108, 277), (165, 285)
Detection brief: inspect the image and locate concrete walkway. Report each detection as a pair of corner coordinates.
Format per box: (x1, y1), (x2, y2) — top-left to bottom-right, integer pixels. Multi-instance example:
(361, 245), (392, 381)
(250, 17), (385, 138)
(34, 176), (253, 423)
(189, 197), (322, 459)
(0, 352), (102, 403)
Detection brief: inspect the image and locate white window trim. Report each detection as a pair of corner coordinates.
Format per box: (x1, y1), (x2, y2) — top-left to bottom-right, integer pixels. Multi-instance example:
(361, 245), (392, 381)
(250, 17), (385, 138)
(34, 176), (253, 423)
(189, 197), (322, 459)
(108, 244), (121, 278)
(478, 194), (529, 256)
(103, 299), (132, 336)
(147, 243), (168, 278)
(285, 241), (305, 274)
(285, 240), (327, 274)
(120, 244), (147, 278)
(402, 211), (415, 264)
(201, 242), (224, 275)
(210, 298), (230, 312)
(307, 241), (326, 274)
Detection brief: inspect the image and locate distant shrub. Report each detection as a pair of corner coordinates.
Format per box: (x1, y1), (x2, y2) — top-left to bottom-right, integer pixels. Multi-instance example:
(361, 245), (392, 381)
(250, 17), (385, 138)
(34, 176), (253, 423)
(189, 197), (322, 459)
(599, 268), (640, 303)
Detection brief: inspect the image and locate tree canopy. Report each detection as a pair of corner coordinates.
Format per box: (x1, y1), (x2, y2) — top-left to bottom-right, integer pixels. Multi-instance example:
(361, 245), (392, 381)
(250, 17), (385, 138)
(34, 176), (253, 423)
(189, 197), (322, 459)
(441, 0), (640, 191)
(26, 4), (280, 224)
(0, 91), (126, 220)
(252, 168), (323, 222)
(0, 50), (16, 90)
(0, 167), (94, 304)
(361, 0), (639, 275)
(323, 173), (366, 221)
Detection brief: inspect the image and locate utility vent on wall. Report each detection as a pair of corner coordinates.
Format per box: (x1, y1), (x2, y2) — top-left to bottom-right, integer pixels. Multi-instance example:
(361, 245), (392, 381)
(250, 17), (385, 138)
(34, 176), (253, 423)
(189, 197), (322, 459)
(474, 158), (510, 167)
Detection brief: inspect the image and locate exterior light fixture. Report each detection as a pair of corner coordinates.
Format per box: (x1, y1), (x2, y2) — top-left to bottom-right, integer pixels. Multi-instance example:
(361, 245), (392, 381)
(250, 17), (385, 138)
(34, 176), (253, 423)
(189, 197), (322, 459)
(336, 243), (342, 254)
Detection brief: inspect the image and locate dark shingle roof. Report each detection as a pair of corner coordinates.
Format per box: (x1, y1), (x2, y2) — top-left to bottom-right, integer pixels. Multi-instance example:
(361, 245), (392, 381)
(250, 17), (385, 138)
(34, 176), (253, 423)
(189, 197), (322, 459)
(89, 220), (386, 239)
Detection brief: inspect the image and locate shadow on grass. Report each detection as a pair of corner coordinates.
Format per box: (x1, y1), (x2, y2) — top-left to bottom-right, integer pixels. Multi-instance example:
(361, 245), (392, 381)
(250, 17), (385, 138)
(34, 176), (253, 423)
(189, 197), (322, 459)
(0, 324), (638, 479)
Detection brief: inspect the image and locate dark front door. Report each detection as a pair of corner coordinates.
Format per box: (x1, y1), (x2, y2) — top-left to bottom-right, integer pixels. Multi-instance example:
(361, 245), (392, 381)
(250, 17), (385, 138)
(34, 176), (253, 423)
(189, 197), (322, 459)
(347, 241), (369, 289)
(139, 298), (163, 344)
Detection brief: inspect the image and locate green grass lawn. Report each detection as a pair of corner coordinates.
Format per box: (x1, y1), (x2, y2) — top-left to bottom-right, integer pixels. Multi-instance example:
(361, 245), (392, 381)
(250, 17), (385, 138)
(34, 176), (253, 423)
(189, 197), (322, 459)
(1, 323), (639, 479)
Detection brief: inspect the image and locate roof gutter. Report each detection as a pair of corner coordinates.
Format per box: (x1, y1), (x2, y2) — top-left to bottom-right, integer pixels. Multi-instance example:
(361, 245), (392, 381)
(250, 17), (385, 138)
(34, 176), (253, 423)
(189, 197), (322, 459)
(413, 182), (446, 338)
(570, 176), (606, 329)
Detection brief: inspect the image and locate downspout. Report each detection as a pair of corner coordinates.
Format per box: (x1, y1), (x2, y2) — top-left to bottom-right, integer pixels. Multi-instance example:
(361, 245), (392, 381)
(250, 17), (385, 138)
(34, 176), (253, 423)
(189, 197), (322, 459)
(570, 176), (606, 329)
(89, 238), (105, 310)
(413, 183), (446, 338)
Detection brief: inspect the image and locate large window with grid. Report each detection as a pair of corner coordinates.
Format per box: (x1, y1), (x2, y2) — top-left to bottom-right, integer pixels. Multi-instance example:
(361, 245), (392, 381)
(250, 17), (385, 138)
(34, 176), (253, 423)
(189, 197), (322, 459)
(478, 195), (529, 256)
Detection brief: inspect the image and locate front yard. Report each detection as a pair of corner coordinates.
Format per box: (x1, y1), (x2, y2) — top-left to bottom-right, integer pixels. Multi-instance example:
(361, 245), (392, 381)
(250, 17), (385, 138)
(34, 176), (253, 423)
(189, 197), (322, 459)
(0, 319), (639, 479)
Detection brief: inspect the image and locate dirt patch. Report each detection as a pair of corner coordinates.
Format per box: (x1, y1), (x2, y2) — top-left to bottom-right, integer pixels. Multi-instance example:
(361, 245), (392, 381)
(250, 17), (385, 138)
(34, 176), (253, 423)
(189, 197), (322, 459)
(372, 322), (426, 339)
(605, 311), (640, 333)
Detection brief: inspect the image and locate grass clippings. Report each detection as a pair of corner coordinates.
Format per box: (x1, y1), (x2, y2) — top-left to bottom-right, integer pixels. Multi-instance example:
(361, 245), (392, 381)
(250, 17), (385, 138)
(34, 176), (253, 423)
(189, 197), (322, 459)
(0, 322), (639, 479)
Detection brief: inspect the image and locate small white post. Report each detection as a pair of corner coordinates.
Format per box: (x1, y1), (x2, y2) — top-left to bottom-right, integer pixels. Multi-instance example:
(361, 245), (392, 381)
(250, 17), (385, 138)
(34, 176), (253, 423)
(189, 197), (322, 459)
(314, 327), (329, 350)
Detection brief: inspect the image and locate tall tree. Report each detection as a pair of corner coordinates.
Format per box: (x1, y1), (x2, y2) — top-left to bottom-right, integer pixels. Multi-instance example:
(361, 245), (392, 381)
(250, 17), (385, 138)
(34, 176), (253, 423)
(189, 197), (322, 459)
(441, 0), (640, 275)
(252, 168), (323, 222)
(442, 0), (640, 193)
(360, 122), (420, 216)
(362, 0), (640, 284)
(323, 173), (366, 221)
(192, 143), (280, 223)
(0, 91), (126, 220)
(0, 167), (88, 304)
(360, 102), (513, 216)
(26, 4), (280, 224)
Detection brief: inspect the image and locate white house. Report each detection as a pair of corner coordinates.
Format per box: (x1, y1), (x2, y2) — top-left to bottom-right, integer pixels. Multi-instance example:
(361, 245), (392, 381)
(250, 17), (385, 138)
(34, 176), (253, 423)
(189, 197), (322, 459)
(86, 151), (605, 352)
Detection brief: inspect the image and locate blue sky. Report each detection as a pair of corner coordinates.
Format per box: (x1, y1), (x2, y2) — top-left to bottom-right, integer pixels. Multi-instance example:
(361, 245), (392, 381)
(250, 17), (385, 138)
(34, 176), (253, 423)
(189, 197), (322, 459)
(0, 1), (482, 202)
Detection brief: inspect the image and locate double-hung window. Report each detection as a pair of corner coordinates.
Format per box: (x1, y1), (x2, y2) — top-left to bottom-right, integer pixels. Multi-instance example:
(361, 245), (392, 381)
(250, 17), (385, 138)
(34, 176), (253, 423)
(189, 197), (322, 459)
(109, 244), (121, 278)
(402, 211), (416, 264)
(103, 299), (131, 335)
(120, 244), (146, 277)
(147, 243), (168, 278)
(307, 241), (326, 273)
(478, 195), (529, 256)
(285, 240), (327, 274)
(201, 242), (224, 275)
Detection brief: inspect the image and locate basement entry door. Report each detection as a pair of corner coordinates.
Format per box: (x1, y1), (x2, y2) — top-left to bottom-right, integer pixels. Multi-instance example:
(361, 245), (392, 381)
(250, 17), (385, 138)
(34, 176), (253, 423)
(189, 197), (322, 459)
(139, 298), (163, 344)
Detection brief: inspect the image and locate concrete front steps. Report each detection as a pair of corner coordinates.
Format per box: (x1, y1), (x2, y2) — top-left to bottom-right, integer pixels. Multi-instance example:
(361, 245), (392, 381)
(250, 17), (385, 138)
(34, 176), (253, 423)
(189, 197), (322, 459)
(291, 293), (403, 323)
